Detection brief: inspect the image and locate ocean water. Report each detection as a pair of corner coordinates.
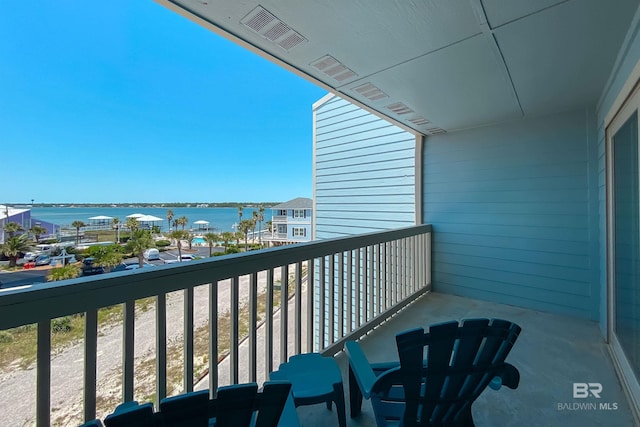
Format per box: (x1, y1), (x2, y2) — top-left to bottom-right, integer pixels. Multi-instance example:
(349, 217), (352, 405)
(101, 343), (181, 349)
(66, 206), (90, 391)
(31, 206), (266, 232)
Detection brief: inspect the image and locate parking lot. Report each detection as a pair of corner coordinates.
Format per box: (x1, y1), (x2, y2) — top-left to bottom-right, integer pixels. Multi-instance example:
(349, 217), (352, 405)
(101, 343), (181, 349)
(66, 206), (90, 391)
(0, 246), (225, 290)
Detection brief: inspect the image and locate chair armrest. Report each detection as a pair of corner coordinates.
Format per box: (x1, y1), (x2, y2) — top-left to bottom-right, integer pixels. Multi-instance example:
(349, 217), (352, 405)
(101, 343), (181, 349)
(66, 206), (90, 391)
(489, 363), (520, 391)
(344, 341), (377, 399)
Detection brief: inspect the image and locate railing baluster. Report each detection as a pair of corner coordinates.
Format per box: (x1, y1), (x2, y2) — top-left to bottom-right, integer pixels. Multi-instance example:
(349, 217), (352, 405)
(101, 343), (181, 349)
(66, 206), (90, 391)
(355, 248), (361, 328)
(249, 272), (258, 382)
(266, 269), (274, 373)
(362, 246), (375, 322)
(319, 256), (326, 350)
(379, 243), (384, 314)
(84, 309), (97, 422)
(338, 252), (344, 339)
(184, 287), (194, 393)
(37, 320), (50, 427)
(347, 249), (353, 334)
(368, 246), (374, 320)
(306, 259), (314, 353)
(230, 276), (239, 384)
(123, 301), (135, 402)
(427, 232), (432, 287)
(208, 282), (218, 397)
(295, 261), (302, 355)
(280, 264), (289, 364)
(156, 293), (167, 404)
(328, 254), (335, 345)
(374, 243), (383, 316)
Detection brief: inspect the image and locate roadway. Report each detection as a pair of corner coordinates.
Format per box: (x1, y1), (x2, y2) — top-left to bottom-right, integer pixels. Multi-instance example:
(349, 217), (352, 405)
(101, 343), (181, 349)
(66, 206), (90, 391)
(0, 246), (225, 289)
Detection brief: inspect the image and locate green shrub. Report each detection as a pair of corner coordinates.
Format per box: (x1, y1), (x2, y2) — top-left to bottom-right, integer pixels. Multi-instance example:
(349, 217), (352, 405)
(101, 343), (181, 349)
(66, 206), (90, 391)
(0, 331), (14, 343)
(156, 240), (171, 248)
(51, 317), (72, 333)
(225, 247), (240, 254)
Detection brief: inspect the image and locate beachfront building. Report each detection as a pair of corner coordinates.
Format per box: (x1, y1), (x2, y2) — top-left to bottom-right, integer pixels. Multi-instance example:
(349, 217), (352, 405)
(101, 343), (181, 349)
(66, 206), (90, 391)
(5, 2), (640, 426)
(0, 205), (60, 243)
(266, 197), (312, 245)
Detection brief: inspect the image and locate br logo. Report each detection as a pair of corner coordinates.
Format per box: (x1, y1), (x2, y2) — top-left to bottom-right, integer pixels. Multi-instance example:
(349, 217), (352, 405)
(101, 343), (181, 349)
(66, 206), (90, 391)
(573, 383), (602, 398)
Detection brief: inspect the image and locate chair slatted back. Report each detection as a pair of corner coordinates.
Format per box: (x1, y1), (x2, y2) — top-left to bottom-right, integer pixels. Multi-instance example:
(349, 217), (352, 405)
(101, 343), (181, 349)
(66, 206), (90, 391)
(376, 318), (520, 427)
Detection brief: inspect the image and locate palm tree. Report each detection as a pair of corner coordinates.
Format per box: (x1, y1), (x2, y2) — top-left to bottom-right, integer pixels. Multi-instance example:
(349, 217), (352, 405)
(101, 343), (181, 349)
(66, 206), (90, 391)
(177, 216), (188, 230)
(0, 233), (33, 267)
(203, 232), (220, 257)
(258, 206), (265, 247)
(71, 221), (86, 245)
(166, 209), (174, 232)
(48, 264), (81, 282)
(29, 225), (47, 242)
(169, 230), (189, 262)
(220, 231), (234, 252)
(112, 218), (121, 244)
(237, 206), (243, 226)
(238, 219), (255, 251)
(126, 230), (155, 268)
(250, 211), (259, 245)
(88, 244), (123, 272)
(4, 221), (24, 238)
(235, 231), (243, 246)
(125, 217), (139, 235)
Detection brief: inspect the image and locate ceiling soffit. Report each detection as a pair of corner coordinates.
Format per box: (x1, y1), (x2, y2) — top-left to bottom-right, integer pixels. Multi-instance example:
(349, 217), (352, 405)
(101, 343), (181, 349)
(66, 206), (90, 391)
(160, 0), (638, 136)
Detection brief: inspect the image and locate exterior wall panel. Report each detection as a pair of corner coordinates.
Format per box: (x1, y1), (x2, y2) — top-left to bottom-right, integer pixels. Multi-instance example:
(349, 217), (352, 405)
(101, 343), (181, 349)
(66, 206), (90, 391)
(313, 95), (416, 239)
(424, 109), (600, 320)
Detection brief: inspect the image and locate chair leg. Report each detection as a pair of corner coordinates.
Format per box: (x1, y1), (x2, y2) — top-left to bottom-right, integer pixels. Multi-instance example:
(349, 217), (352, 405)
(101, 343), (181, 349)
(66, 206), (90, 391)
(326, 400), (332, 410)
(349, 365), (363, 418)
(333, 382), (347, 427)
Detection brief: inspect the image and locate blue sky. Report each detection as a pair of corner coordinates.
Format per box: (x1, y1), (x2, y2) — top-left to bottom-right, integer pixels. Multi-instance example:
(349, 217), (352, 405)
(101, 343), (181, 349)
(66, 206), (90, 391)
(0, 1), (327, 204)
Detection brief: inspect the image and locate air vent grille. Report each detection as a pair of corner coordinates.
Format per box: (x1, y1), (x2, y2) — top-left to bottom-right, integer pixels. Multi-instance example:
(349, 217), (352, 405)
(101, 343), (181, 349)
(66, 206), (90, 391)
(353, 83), (389, 101)
(409, 116), (431, 126)
(426, 127), (446, 134)
(386, 102), (414, 115)
(311, 55), (358, 83)
(241, 6), (308, 51)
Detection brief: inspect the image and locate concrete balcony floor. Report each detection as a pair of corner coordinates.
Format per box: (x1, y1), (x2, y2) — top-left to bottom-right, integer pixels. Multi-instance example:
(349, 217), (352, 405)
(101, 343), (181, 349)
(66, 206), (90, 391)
(295, 292), (635, 426)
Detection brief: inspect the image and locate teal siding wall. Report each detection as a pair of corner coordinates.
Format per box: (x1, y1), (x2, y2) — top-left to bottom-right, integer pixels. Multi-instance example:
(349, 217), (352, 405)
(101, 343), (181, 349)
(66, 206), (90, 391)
(596, 14), (640, 333)
(314, 95), (416, 239)
(424, 109), (600, 320)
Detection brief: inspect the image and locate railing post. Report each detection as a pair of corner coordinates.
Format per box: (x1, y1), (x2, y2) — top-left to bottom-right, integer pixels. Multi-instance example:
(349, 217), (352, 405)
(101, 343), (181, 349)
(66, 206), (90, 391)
(280, 264), (289, 364)
(230, 277), (239, 384)
(266, 269), (274, 373)
(306, 259), (315, 353)
(249, 272), (258, 382)
(36, 320), (50, 427)
(184, 287), (194, 393)
(294, 261), (303, 355)
(123, 301), (135, 402)
(208, 283), (218, 398)
(84, 309), (98, 422)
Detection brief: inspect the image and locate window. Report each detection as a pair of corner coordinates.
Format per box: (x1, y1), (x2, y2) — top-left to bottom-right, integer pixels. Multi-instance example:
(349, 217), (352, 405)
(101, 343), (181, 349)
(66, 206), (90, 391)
(292, 227), (306, 237)
(277, 209), (287, 216)
(277, 224), (287, 234)
(293, 209), (306, 218)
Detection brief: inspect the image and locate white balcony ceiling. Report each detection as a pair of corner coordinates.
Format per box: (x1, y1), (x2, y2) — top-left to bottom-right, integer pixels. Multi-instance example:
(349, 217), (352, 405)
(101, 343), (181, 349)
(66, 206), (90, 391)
(159, 0), (639, 135)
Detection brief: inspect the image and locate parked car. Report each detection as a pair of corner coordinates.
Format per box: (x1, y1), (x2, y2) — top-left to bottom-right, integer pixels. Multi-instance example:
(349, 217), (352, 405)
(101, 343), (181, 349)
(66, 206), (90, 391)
(34, 254), (51, 266)
(143, 248), (160, 261)
(163, 254), (196, 264)
(24, 252), (40, 262)
(81, 257), (105, 276)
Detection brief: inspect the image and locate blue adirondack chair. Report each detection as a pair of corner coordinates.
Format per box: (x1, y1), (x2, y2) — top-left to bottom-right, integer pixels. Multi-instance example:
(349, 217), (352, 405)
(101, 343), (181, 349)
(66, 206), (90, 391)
(345, 318), (521, 427)
(80, 381), (299, 427)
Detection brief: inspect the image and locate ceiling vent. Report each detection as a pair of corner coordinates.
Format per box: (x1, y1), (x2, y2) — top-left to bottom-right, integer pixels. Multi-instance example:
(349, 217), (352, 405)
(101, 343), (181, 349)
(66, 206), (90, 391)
(386, 102), (414, 115)
(426, 127), (446, 135)
(352, 83), (388, 101)
(240, 6), (307, 52)
(310, 55), (358, 83)
(408, 116), (431, 126)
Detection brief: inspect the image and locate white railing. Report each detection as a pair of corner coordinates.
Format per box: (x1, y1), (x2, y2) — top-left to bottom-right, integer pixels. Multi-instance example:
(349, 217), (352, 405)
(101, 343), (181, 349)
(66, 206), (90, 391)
(0, 224), (432, 426)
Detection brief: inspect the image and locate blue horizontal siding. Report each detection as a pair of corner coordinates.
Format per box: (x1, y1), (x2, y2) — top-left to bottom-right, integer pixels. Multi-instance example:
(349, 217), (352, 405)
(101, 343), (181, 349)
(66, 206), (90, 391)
(314, 95), (415, 239)
(424, 108), (599, 320)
